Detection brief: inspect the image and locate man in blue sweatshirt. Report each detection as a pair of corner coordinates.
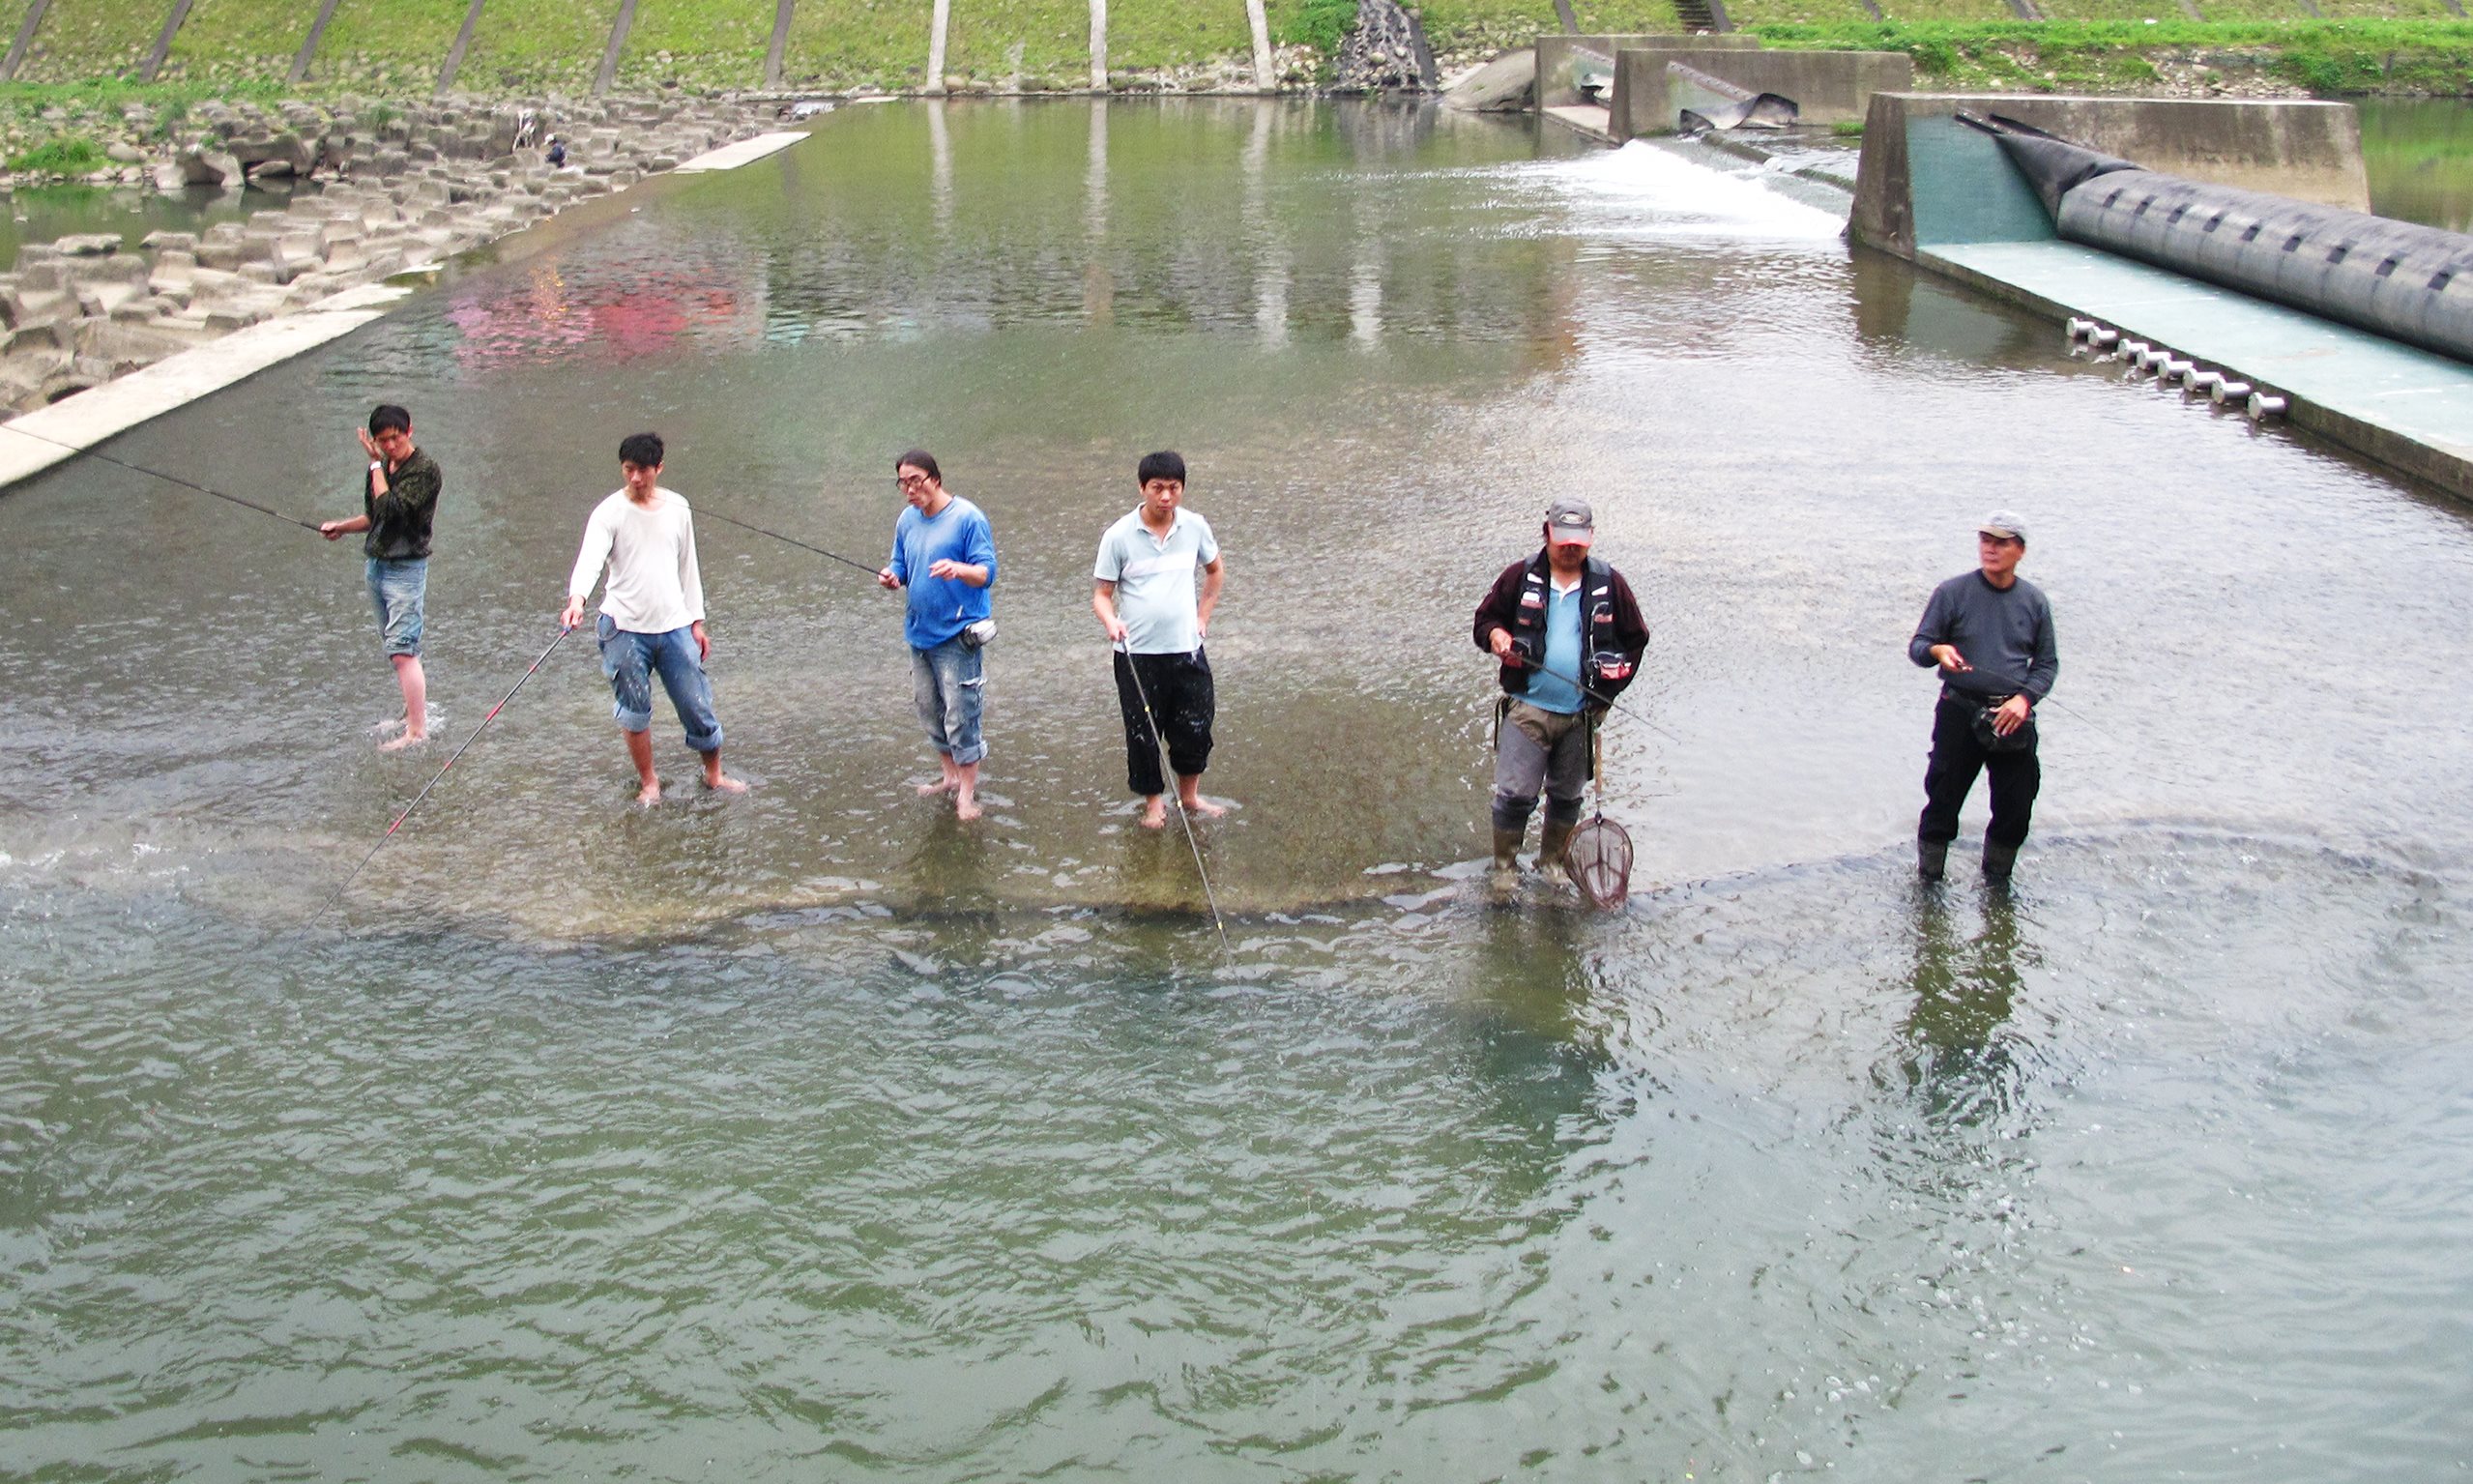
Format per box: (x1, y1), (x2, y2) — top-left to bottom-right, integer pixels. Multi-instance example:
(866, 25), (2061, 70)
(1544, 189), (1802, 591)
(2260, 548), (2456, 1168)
(1907, 512), (2058, 886)
(879, 450), (997, 821)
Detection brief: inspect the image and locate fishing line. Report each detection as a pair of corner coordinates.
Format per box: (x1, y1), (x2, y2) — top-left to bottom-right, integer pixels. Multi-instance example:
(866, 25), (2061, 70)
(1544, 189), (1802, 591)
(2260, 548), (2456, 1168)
(7, 423), (322, 531)
(1508, 655), (1687, 746)
(696, 505), (885, 579)
(302, 624), (576, 931)
(1120, 647), (1233, 959)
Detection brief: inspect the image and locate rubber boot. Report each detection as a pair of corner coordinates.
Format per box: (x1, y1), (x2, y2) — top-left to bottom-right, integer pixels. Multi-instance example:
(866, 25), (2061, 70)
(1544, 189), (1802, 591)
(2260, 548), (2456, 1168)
(1537, 819), (1577, 887)
(1917, 835), (1948, 883)
(1489, 827), (1525, 898)
(1982, 838), (2020, 887)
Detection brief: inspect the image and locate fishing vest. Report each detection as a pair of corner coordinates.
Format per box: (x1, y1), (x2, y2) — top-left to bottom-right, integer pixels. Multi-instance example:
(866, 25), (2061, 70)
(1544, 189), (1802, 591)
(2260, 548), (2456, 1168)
(1506, 553), (1634, 694)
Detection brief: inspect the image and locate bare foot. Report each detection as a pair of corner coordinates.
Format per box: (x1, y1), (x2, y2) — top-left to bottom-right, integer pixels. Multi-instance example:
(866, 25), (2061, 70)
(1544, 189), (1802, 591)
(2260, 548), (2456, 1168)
(916, 778), (957, 797)
(376, 731), (427, 753)
(954, 795), (982, 822)
(1180, 794), (1228, 819)
(1140, 803), (1168, 829)
(705, 773), (748, 794)
(636, 782), (661, 805)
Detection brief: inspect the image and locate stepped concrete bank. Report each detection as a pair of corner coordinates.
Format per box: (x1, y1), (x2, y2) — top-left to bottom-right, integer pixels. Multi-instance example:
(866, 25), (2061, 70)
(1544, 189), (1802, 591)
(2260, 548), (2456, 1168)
(1613, 45), (1911, 138)
(1850, 93), (2473, 502)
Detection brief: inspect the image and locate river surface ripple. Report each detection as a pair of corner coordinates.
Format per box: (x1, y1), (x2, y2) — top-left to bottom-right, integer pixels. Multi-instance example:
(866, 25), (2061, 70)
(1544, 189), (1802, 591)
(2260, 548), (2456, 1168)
(3, 101), (2470, 1481)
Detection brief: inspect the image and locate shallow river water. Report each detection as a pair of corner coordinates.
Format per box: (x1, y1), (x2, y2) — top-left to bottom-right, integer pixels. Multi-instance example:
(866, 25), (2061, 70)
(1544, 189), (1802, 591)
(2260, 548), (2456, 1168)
(4, 101), (2470, 1480)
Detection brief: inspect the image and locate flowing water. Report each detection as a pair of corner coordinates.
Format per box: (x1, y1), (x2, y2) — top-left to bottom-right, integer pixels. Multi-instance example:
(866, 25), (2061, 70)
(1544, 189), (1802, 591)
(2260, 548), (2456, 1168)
(4, 100), (2471, 1480)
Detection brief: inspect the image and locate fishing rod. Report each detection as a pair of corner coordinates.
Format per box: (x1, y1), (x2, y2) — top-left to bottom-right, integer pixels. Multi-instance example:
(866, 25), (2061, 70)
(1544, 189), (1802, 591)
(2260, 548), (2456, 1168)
(1500, 653), (1687, 746)
(7, 422), (321, 531)
(1119, 648), (1233, 959)
(695, 505), (884, 580)
(302, 623), (576, 931)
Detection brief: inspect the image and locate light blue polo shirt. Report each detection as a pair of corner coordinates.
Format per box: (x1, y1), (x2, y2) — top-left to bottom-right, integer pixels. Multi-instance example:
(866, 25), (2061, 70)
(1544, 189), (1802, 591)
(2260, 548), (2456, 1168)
(1526, 578), (1586, 714)
(1094, 508), (1219, 655)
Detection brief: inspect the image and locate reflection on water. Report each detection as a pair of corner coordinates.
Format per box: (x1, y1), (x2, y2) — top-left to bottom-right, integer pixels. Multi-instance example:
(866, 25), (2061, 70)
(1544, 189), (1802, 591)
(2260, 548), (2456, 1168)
(5, 99), (2473, 1481)
(2362, 98), (2473, 232)
(0, 180), (316, 266)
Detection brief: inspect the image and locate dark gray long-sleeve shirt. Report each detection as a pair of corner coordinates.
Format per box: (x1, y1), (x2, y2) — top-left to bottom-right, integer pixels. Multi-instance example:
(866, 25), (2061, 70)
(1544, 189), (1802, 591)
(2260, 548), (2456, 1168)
(1907, 571), (2058, 701)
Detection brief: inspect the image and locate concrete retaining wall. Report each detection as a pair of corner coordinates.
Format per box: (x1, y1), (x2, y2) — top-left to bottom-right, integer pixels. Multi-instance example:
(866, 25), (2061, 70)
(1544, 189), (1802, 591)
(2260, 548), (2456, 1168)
(1537, 33), (1754, 112)
(1849, 93), (2369, 261)
(1611, 47), (1909, 139)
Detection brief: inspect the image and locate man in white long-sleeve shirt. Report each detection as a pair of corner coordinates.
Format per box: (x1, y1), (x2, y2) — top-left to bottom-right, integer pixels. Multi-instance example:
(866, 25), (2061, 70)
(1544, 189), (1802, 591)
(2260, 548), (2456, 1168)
(560, 432), (746, 804)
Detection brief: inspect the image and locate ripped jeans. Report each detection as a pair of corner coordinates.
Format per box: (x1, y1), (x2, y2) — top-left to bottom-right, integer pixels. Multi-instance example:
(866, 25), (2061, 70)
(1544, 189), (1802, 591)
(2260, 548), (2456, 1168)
(911, 632), (986, 765)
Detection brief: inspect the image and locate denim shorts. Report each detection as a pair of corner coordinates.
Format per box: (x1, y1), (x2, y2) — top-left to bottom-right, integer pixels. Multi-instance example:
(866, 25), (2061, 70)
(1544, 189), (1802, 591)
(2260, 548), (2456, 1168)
(597, 616), (723, 753)
(365, 557), (426, 657)
(911, 633), (986, 766)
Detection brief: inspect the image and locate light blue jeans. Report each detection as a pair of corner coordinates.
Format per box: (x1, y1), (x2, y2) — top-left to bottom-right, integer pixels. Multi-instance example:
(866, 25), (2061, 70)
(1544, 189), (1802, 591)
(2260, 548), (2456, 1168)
(911, 633), (986, 766)
(365, 557), (426, 657)
(597, 616), (723, 752)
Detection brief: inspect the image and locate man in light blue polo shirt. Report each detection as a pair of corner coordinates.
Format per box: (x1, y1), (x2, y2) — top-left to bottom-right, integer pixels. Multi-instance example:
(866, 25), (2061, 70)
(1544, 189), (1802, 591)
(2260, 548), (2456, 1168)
(1092, 451), (1227, 829)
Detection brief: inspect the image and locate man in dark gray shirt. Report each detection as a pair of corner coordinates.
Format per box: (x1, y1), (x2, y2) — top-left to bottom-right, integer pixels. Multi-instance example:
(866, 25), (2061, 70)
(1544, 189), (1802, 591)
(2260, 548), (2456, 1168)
(319, 404), (443, 751)
(1907, 511), (2058, 886)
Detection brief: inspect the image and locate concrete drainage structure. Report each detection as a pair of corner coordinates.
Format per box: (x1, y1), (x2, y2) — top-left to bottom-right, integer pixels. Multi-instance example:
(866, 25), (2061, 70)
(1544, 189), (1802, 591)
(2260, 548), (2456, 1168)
(1852, 93), (2473, 504)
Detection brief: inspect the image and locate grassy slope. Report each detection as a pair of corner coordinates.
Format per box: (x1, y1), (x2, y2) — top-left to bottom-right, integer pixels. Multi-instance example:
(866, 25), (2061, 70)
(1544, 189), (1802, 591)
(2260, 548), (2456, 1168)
(15, 0), (165, 82)
(1099, 0), (1255, 71)
(313, 0), (471, 89)
(780, 0), (935, 90)
(458, 0), (614, 94)
(162, 0), (313, 83)
(621, 0), (775, 91)
(1746, 16), (2473, 93)
(946, 0), (1096, 82)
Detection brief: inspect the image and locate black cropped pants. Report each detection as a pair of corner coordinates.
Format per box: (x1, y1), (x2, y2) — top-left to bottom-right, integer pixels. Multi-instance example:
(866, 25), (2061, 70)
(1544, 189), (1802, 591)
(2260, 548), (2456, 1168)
(1114, 648), (1215, 798)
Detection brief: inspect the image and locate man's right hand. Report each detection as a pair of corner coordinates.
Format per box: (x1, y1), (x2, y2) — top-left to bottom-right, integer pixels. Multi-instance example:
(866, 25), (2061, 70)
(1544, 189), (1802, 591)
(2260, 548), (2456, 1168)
(1930, 643), (1970, 674)
(878, 567), (902, 590)
(318, 520), (347, 541)
(1101, 615), (1128, 644)
(560, 597), (585, 631)
(1489, 627), (1521, 664)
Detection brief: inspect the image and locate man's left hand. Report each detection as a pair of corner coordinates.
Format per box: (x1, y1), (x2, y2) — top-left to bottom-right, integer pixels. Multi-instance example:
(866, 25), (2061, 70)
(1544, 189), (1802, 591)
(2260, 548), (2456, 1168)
(1991, 694), (2031, 737)
(692, 621), (711, 661)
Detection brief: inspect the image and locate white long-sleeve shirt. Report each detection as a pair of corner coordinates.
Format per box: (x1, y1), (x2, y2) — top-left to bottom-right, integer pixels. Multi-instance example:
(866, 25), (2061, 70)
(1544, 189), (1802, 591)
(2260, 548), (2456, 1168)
(567, 488), (705, 634)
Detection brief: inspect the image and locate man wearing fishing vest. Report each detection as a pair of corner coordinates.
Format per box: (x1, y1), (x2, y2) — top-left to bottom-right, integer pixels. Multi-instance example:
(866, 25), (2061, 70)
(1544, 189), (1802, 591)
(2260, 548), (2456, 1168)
(1907, 510), (2058, 887)
(1471, 498), (1650, 891)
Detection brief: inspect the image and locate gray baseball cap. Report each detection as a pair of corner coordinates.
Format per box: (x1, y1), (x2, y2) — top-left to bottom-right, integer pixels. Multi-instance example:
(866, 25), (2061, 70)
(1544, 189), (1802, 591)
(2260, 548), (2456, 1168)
(1979, 510), (2027, 544)
(1544, 497), (1595, 544)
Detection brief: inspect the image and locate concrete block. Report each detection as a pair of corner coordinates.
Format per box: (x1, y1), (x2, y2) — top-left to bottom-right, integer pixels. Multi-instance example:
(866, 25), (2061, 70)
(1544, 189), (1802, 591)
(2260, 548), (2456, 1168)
(1541, 34), (1757, 112)
(1612, 47), (1908, 138)
(1849, 94), (2371, 262)
(140, 230), (199, 254)
(55, 233), (122, 257)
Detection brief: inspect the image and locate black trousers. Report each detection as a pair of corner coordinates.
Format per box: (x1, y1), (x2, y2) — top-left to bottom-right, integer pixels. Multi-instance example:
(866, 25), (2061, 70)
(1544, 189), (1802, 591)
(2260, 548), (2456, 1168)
(1114, 649), (1215, 797)
(1919, 694), (2040, 848)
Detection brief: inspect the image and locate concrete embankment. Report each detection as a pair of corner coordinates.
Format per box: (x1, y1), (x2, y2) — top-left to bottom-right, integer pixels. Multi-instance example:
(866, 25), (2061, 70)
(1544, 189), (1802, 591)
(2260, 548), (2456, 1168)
(1851, 92), (2473, 502)
(1612, 45), (1912, 137)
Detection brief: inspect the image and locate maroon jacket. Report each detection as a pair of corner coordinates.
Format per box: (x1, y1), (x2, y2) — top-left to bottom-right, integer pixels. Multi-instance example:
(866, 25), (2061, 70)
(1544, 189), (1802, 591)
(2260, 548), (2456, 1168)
(1472, 550), (1650, 708)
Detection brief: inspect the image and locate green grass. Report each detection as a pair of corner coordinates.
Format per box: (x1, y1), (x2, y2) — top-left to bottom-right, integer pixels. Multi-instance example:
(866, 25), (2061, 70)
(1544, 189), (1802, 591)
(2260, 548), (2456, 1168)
(7, 133), (107, 173)
(312, 0), (472, 90)
(1099, 0), (1256, 73)
(946, 0), (1098, 85)
(14, 0), (165, 82)
(781, 0), (936, 90)
(161, 0), (316, 84)
(1266, 0), (1361, 54)
(460, 0), (614, 94)
(621, 0), (775, 91)
(1748, 17), (2473, 92)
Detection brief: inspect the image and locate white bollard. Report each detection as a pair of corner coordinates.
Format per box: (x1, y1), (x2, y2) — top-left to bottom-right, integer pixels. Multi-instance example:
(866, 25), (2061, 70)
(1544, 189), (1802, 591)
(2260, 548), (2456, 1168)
(2212, 380), (2253, 404)
(2163, 359), (2195, 381)
(2247, 392), (2288, 420)
(2067, 317), (2095, 340)
(2090, 328), (2121, 350)
(2186, 371), (2224, 395)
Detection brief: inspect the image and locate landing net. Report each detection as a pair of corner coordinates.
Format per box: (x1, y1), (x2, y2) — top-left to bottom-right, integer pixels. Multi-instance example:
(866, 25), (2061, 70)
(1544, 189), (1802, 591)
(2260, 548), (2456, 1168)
(1567, 812), (1633, 910)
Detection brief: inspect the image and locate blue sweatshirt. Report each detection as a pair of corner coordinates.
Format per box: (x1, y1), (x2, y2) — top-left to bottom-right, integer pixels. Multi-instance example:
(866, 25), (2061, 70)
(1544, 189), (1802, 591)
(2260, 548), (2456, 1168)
(890, 496), (997, 650)
(1908, 570), (2058, 701)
